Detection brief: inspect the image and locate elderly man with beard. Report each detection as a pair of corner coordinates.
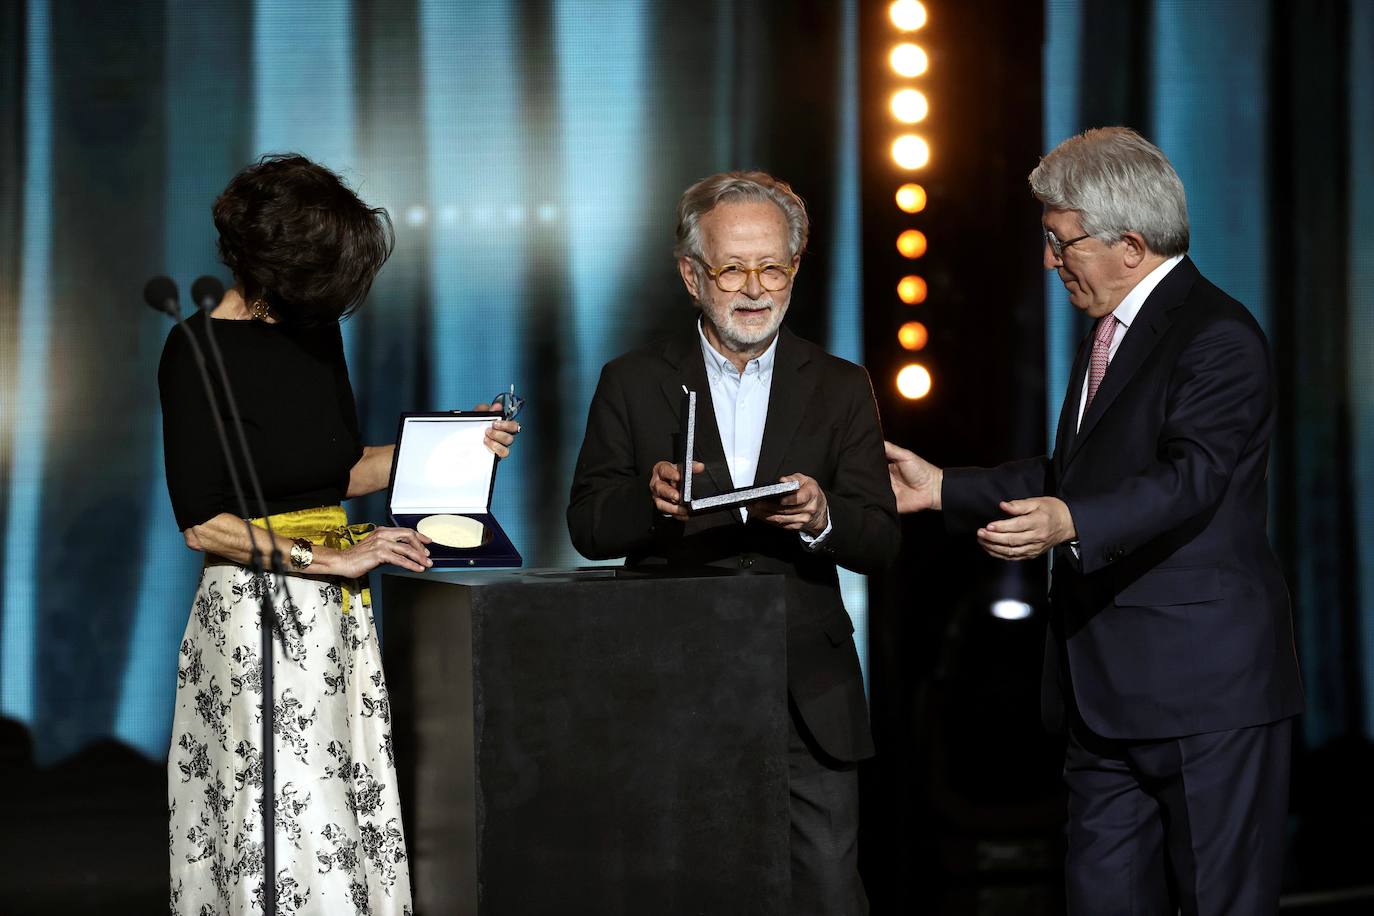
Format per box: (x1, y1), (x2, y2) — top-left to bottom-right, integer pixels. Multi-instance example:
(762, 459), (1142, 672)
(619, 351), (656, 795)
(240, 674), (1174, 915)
(568, 170), (898, 914)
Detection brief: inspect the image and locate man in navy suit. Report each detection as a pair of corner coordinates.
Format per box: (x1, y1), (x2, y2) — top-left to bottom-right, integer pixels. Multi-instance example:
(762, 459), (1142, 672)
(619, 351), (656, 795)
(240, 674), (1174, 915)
(886, 127), (1303, 915)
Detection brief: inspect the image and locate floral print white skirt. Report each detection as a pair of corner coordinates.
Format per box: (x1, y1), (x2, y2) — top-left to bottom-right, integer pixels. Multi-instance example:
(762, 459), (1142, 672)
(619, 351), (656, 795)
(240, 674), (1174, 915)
(168, 561), (412, 915)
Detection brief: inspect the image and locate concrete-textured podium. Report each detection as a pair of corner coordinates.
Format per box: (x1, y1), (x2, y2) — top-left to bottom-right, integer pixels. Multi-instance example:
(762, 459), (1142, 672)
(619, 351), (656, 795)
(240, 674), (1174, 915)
(381, 567), (790, 916)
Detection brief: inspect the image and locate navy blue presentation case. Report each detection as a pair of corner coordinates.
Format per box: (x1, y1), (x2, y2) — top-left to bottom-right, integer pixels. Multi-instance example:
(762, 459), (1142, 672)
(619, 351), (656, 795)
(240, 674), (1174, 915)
(386, 411), (522, 568)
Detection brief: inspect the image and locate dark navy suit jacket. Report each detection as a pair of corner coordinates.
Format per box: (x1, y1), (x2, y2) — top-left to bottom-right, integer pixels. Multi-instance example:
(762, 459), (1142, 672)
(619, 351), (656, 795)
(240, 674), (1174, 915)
(566, 325), (900, 763)
(943, 257), (1303, 740)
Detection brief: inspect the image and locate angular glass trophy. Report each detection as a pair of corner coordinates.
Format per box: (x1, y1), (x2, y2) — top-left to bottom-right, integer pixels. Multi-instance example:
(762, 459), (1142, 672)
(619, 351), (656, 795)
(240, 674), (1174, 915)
(679, 388), (800, 513)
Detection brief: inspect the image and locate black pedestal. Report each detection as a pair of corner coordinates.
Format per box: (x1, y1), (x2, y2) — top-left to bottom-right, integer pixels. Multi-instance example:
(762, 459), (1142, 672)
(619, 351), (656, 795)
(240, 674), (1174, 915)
(381, 567), (790, 916)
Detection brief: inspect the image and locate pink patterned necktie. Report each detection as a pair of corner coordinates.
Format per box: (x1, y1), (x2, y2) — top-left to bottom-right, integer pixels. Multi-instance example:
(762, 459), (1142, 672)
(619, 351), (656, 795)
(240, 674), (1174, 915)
(1085, 314), (1118, 409)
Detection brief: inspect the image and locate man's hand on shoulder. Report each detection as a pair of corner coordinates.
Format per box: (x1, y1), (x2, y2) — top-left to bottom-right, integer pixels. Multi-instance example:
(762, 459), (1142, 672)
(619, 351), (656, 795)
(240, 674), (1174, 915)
(977, 497), (1076, 560)
(650, 460), (703, 521)
(885, 441), (942, 513)
(749, 473), (829, 535)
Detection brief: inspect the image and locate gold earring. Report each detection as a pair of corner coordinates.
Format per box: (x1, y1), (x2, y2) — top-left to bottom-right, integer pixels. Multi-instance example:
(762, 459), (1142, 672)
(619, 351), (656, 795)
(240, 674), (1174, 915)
(248, 297), (271, 321)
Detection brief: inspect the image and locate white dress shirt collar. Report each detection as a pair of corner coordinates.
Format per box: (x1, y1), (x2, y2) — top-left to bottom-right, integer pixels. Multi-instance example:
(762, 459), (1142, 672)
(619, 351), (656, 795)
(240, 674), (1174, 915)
(697, 320), (779, 378)
(1074, 254), (1185, 433)
(1109, 254), (1183, 328)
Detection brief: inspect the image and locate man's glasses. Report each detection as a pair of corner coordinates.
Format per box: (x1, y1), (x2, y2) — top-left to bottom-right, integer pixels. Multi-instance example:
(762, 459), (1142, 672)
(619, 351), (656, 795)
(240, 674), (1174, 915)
(697, 258), (796, 293)
(1044, 229), (1092, 259)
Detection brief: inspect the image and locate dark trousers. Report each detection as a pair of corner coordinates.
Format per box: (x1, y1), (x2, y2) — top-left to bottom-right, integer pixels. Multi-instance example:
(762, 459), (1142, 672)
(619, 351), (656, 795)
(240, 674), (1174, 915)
(788, 699), (867, 916)
(1063, 713), (1293, 915)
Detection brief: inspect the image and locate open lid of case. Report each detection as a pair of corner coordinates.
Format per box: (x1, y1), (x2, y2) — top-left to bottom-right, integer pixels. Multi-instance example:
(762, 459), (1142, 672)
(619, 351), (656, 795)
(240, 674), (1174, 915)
(389, 413), (499, 516)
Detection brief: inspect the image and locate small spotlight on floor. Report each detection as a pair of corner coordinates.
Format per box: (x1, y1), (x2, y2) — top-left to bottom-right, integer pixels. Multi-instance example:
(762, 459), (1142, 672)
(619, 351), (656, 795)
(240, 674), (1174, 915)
(990, 599), (1034, 621)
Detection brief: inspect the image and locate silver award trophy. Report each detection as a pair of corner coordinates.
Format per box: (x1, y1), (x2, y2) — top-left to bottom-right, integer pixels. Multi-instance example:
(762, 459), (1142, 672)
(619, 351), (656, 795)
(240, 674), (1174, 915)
(679, 387), (799, 513)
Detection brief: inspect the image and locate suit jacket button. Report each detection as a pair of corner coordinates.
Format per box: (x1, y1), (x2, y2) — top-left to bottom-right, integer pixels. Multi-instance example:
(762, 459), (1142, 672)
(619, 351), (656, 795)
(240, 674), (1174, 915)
(739, 555), (753, 569)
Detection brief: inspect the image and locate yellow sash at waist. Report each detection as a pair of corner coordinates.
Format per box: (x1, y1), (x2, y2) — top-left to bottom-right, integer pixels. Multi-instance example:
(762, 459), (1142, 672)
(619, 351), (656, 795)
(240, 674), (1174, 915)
(247, 505), (376, 614)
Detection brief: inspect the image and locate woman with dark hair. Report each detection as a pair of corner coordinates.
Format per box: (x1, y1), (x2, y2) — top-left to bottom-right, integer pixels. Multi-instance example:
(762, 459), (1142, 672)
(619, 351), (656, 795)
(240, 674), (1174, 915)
(160, 153), (517, 915)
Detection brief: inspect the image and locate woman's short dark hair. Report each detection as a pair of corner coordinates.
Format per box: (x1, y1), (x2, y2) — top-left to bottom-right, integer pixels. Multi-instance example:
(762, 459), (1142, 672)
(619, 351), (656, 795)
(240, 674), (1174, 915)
(212, 153), (394, 325)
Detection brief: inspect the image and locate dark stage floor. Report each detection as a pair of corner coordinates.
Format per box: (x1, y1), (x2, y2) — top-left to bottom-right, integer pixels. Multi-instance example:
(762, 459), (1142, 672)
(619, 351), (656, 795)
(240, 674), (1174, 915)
(1, 722), (165, 915)
(2, 718), (1372, 915)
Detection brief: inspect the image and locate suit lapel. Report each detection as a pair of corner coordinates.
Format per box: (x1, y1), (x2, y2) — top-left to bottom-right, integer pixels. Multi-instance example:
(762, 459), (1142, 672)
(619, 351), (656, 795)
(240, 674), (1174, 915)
(754, 327), (816, 486)
(1064, 257), (1198, 467)
(660, 329), (733, 497)
(1053, 331), (1092, 475)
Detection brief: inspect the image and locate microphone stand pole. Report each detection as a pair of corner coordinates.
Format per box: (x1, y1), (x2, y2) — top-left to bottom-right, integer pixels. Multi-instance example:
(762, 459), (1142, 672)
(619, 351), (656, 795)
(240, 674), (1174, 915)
(195, 298), (293, 916)
(154, 281), (288, 915)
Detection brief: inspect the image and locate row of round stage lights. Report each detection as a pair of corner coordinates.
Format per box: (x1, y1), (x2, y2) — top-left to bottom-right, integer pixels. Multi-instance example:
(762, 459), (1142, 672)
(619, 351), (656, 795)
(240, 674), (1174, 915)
(889, 0), (932, 401)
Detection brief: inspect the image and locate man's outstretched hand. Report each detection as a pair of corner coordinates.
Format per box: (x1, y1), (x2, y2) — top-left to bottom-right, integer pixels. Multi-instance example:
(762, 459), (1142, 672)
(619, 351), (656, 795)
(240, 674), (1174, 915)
(977, 497), (1076, 560)
(885, 441), (943, 514)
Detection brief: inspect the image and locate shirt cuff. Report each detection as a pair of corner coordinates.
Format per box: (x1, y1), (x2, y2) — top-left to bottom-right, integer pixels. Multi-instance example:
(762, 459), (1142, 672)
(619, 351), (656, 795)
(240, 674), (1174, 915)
(799, 512), (834, 550)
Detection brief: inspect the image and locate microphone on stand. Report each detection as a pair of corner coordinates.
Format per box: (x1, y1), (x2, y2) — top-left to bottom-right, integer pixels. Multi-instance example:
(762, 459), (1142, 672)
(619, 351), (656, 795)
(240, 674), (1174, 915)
(146, 273), (283, 913)
(143, 275), (181, 319)
(191, 275), (225, 313)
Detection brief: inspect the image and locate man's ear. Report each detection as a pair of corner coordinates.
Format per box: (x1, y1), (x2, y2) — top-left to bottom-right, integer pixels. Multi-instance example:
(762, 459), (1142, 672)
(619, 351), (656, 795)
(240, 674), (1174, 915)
(1120, 231), (1149, 269)
(790, 254), (801, 283)
(678, 257), (702, 299)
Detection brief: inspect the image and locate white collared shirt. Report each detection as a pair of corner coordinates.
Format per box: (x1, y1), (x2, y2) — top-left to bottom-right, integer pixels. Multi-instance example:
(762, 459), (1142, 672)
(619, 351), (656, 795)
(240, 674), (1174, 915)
(1076, 255), (1183, 431)
(696, 322), (832, 545)
(698, 320), (777, 493)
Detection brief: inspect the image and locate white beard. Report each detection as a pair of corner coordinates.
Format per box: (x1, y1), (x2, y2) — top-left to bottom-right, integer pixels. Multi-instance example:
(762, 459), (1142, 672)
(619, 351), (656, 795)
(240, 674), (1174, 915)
(700, 292), (789, 353)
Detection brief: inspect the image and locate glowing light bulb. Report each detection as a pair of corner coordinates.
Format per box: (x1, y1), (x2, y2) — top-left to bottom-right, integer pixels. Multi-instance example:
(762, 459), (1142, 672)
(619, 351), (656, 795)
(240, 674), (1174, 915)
(889, 0), (928, 31)
(889, 43), (929, 78)
(891, 88), (929, 123)
(898, 321), (928, 350)
(892, 134), (930, 169)
(897, 274), (927, 303)
(896, 230), (928, 260)
(895, 185), (928, 215)
(897, 363), (933, 399)
(895, 184), (927, 213)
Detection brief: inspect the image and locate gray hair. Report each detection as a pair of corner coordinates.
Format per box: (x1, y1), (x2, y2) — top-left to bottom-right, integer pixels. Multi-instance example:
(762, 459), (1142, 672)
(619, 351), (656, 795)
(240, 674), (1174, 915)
(674, 170), (810, 263)
(1029, 127), (1189, 256)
